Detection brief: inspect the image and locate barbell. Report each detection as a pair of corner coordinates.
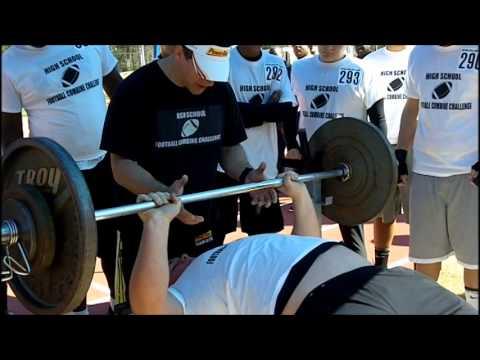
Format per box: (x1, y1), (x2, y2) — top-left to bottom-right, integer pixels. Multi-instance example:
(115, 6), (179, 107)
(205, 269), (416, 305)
(1, 117), (397, 314)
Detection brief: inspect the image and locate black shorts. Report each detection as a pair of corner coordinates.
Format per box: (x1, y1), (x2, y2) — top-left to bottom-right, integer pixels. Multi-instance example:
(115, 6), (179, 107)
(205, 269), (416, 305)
(296, 266), (476, 315)
(81, 154), (117, 260)
(81, 154), (118, 298)
(212, 172), (284, 236)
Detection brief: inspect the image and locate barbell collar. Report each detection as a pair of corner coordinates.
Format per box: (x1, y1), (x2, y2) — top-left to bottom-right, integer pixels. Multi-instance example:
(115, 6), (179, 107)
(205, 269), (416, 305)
(1, 220), (18, 247)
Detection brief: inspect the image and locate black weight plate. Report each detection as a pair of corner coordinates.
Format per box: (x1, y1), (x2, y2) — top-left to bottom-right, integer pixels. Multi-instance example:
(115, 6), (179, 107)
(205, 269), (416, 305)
(2, 138), (97, 314)
(309, 117), (397, 226)
(3, 185), (56, 270)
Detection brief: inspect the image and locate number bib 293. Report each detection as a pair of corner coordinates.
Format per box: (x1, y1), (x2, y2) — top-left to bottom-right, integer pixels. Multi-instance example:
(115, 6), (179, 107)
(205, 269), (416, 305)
(338, 68), (362, 85)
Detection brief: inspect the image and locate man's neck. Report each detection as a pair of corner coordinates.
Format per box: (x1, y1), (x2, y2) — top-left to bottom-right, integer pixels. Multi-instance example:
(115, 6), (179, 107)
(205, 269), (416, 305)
(318, 54), (346, 63)
(237, 47), (262, 61)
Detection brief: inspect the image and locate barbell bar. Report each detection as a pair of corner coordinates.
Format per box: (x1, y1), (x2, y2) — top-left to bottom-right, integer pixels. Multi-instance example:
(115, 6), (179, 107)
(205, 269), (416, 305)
(2, 168), (348, 240)
(1, 117), (397, 314)
(94, 167), (348, 221)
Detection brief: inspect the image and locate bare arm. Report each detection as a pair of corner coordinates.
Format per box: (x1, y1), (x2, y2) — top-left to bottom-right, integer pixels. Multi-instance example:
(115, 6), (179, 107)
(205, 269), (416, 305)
(278, 173), (321, 237)
(397, 98), (419, 151)
(220, 144), (252, 181)
(110, 153), (170, 194)
(220, 144), (278, 208)
(102, 67), (123, 99)
(129, 193), (183, 315)
(110, 153), (204, 225)
(1, 112), (23, 154)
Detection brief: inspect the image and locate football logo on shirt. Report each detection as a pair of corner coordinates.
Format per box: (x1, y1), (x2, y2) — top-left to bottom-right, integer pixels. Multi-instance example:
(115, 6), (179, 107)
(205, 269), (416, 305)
(181, 119), (200, 138)
(249, 94), (265, 105)
(61, 64), (80, 88)
(432, 82), (453, 100)
(387, 77), (405, 92)
(310, 94), (330, 109)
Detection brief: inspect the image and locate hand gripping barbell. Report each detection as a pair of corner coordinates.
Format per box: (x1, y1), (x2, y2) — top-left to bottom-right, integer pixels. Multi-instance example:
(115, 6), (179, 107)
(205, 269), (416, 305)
(1, 117), (397, 314)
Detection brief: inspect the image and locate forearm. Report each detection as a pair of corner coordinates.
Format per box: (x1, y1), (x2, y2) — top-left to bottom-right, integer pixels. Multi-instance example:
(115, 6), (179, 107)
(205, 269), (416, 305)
(111, 154), (170, 194)
(284, 110), (300, 150)
(130, 217), (171, 314)
(238, 102), (294, 127)
(291, 189), (321, 237)
(238, 103), (264, 128)
(367, 99), (388, 136)
(397, 99), (419, 150)
(220, 144), (252, 181)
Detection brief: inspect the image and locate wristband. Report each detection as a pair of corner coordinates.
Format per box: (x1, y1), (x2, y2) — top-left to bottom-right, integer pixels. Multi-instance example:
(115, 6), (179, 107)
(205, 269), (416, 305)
(239, 167), (254, 184)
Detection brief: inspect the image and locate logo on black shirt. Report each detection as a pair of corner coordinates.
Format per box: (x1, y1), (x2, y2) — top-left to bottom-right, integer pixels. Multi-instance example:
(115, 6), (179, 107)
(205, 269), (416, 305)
(62, 64), (80, 88)
(432, 82), (453, 100)
(181, 119), (200, 138)
(310, 94), (330, 109)
(387, 77), (405, 92)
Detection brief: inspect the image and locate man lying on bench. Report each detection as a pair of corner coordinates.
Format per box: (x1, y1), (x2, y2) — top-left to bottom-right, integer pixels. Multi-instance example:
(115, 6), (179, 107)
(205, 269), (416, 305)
(129, 172), (476, 315)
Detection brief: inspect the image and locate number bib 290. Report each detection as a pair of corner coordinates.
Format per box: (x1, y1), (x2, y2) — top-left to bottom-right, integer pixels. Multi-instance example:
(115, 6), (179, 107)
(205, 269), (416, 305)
(458, 50), (479, 71)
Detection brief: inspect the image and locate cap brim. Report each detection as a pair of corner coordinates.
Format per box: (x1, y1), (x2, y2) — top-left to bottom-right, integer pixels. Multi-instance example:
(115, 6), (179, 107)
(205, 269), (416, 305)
(193, 52), (230, 82)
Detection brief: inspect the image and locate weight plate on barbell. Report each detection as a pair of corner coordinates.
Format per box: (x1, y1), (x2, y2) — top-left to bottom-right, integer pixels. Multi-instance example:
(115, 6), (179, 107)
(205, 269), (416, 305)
(309, 117), (397, 226)
(2, 138), (97, 314)
(3, 185), (56, 270)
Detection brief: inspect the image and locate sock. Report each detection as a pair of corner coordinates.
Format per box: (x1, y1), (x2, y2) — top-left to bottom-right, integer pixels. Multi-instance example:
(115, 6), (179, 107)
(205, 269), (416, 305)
(465, 287), (479, 310)
(375, 249), (390, 268)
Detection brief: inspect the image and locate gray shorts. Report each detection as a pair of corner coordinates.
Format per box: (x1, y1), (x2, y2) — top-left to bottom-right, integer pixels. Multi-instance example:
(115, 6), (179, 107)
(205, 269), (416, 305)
(377, 145), (412, 224)
(409, 173), (478, 269)
(295, 266), (476, 315)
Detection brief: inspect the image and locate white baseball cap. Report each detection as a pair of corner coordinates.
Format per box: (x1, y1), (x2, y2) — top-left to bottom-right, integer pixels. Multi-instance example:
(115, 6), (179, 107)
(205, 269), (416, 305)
(184, 45), (231, 82)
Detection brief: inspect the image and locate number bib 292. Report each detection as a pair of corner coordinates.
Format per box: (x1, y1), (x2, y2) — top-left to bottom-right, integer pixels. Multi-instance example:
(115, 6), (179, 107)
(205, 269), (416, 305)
(338, 68), (362, 85)
(265, 64), (283, 81)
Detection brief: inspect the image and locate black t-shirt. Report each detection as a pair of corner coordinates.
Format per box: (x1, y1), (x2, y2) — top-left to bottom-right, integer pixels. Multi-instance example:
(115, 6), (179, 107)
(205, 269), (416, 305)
(101, 61), (247, 256)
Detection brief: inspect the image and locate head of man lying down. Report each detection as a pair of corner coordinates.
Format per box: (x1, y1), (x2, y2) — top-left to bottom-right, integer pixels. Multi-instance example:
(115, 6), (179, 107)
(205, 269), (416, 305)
(128, 172), (476, 316)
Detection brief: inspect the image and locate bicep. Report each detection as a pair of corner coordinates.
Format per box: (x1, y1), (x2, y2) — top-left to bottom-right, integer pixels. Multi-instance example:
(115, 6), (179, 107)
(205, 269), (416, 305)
(103, 67), (123, 99)
(279, 65), (295, 103)
(364, 72), (384, 109)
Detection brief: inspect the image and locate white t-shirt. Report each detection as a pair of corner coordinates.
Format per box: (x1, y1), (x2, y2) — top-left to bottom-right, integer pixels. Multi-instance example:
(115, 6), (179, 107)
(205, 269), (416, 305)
(168, 233), (329, 314)
(2, 45), (118, 169)
(405, 45), (479, 177)
(291, 55), (384, 140)
(364, 46), (415, 144)
(224, 47), (295, 179)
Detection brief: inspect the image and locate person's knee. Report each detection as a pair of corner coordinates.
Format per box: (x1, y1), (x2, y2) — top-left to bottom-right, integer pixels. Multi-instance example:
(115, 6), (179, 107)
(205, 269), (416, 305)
(414, 262), (442, 280)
